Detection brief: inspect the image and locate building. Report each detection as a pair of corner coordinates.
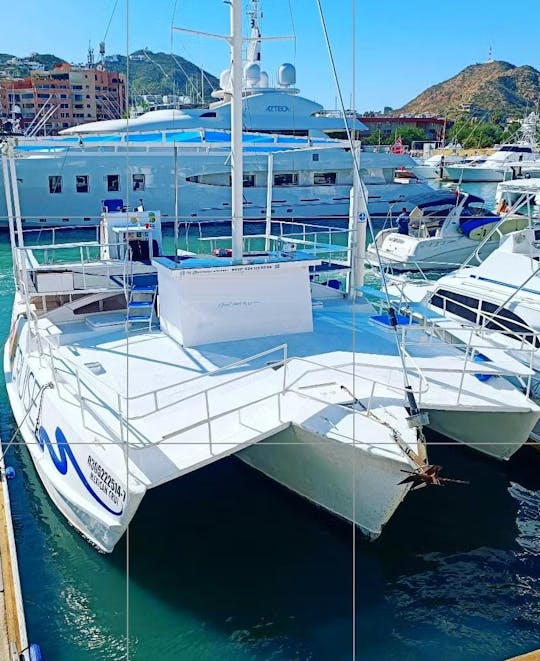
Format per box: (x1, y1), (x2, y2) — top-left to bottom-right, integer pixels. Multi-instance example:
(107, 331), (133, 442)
(0, 63), (126, 134)
(358, 115), (448, 143)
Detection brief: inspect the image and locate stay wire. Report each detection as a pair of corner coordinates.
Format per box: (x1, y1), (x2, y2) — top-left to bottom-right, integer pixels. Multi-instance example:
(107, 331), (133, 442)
(313, 1), (359, 657)
(125, 0), (131, 658)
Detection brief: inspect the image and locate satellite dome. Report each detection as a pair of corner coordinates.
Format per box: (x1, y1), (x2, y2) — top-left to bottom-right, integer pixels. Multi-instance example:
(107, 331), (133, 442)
(244, 62), (261, 87)
(219, 69), (231, 91)
(278, 63), (296, 87)
(259, 71), (269, 88)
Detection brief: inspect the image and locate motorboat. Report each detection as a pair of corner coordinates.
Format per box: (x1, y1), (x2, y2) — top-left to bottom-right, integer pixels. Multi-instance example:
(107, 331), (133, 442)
(412, 152), (468, 180)
(496, 177), (540, 208)
(444, 113), (540, 182)
(366, 191), (528, 272)
(384, 188), (540, 441)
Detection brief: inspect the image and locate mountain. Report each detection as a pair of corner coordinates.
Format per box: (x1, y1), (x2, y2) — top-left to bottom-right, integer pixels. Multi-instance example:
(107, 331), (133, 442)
(103, 50), (219, 101)
(399, 61), (540, 119)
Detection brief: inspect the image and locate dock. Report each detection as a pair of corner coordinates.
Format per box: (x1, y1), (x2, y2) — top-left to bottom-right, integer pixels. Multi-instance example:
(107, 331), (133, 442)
(0, 449), (31, 661)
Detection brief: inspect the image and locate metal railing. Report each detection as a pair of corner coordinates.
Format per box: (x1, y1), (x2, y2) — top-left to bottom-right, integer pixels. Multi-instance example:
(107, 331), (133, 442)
(38, 331), (433, 456)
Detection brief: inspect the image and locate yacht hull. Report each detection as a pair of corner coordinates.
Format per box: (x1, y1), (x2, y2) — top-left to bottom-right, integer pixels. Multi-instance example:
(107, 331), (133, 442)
(443, 166), (504, 183)
(366, 238), (496, 271)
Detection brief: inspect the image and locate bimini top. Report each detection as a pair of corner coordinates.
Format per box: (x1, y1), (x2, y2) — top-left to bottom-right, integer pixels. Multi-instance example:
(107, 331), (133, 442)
(14, 129), (339, 154)
(414, 192), (485, 209)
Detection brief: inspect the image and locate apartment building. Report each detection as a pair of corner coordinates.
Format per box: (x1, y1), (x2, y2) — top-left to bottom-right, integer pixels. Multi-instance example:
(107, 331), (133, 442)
(0, 63), (126, 134)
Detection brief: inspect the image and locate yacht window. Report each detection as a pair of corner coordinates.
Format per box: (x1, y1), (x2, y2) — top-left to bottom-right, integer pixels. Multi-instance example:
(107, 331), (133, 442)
(430, 289), (479, 323)
(314, 172), (337, 185)
(480, 300), (539, 348)
(200, 111), (217, 118)
(312, 154), (319, 162)
(500, 145), (532, 153)
(76, 175), (89, 193)
(48, 175), (62, 194)
(107, 174), (120, 192)
(132, 174), (145, 191)
(274, 173), (298, 187)
(243, 174), (255, 188)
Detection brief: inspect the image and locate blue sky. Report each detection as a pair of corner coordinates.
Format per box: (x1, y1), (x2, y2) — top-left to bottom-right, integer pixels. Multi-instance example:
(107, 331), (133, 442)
(3, 0), (540, 112)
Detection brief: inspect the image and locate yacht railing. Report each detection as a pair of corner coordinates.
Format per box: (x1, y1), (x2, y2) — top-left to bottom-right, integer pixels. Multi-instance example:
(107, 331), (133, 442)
(398, 294), (538, 395)
(359, 285), (537, 402)
(15, 240), (137, 297)
(39, 332), (432, 450)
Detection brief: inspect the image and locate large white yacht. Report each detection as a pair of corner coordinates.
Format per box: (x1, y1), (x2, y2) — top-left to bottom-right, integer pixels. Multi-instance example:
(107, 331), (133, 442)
(0, 130), (436, 228)
(60, 0), (363, 141)
(0, 1), (438, 229)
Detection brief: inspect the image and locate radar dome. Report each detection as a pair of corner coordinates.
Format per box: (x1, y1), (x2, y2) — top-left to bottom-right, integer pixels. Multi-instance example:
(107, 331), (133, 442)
(278, 63), (296, 87)
(244, 62), (261, 87)
(219, 69), (231, 91)
(259, 71), (269, 88)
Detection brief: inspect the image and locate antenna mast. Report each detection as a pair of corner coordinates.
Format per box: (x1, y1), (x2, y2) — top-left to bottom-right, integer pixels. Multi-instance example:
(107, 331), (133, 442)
(230, 0), (244, 260)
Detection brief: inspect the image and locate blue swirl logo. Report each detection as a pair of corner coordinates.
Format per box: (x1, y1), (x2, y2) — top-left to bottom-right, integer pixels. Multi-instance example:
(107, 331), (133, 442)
(36, 426), (124, 516)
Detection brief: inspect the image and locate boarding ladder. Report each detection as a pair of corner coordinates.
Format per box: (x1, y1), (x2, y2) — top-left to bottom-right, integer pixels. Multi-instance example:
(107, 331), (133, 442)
(126, 282), (157, 330)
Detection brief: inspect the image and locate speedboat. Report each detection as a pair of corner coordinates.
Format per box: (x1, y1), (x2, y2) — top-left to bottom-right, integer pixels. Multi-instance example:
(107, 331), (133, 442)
(366, 191), (528, 272)
(496, 177), (540, 208)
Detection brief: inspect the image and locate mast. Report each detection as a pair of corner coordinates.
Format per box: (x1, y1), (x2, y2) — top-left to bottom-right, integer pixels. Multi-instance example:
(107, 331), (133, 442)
(231, 0), (244, 260)
(247, 0), (262, 64)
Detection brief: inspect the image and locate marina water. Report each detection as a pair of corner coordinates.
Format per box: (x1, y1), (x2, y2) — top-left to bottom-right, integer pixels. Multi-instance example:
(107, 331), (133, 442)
(2, 181), (540, 660)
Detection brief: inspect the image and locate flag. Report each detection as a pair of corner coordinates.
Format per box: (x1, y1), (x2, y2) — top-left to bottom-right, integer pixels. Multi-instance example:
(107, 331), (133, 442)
(390, 136), (404, 154)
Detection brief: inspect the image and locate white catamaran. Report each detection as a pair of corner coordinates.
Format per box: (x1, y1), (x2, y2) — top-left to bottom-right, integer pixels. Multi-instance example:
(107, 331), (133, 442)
(3, 1), (539, 554)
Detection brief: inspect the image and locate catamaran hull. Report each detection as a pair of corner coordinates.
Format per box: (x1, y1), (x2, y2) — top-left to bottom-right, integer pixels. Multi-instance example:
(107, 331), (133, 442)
(424, 408), (538, 461)
(4, 317), (147, 553)
(237, 423), (413, 539)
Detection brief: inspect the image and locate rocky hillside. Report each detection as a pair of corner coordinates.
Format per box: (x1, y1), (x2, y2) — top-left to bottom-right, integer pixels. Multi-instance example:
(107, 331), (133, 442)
(399, 61), (540, 119)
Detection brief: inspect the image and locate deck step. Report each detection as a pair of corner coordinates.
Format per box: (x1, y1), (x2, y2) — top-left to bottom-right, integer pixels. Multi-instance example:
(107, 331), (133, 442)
(128, 300), (154, 308)
(131, 285), (157, 292)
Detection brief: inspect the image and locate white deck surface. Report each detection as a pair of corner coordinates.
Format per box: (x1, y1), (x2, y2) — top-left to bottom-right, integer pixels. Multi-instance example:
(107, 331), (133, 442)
(41, 297), (539, 491)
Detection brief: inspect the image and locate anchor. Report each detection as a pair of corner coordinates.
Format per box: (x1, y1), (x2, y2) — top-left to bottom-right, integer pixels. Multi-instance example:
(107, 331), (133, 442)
(398, 464), (469, 490)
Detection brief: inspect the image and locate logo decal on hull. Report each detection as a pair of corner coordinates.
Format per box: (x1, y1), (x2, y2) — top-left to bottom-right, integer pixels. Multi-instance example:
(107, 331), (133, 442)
(37, 427), (125, 516)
